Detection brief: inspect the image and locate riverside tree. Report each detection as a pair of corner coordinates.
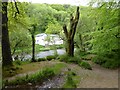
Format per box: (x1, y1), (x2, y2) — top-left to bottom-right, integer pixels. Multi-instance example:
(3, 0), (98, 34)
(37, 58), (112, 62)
(2, 1), (26, 65)
(63, 6), (80, 57)
(2, 1), (13, 66)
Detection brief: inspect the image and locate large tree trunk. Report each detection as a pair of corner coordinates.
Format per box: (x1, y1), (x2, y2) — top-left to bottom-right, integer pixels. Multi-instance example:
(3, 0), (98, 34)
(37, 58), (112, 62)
(2, 1), (13, 66)
(63, 7), (80, 57)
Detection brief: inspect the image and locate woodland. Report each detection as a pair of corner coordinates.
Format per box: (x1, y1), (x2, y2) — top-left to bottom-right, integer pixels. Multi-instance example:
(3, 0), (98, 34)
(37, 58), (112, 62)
(1, 0), (120, 89)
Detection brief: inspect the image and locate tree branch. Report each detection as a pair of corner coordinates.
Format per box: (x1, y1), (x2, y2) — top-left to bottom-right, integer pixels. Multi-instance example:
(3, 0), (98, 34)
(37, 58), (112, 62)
(12, 40), (22, 56)
(75, 6), (80, 20)
(13, 0), (20, 18)
(69, 14), (74, 37)
(63, 24), (68, 38)
(71, 6), (80, 39)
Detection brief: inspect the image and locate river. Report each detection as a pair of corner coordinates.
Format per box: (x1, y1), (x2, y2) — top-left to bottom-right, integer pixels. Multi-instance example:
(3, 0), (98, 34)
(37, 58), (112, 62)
(23, 49), (66, 60)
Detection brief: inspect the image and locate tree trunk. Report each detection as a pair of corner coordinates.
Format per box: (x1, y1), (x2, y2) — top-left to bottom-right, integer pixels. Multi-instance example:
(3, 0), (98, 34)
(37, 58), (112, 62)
(2, 2), (13, 66)
(28, 25), (36, 62)
(67, 39), (74, 56)
(31, 34), (35, 62)
(63, 7), (80, 57)
(79, 34), (85, 52)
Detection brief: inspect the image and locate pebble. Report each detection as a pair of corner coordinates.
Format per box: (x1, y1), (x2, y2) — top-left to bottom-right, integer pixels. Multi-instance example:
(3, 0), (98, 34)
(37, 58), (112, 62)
(28, 83), (32, 85)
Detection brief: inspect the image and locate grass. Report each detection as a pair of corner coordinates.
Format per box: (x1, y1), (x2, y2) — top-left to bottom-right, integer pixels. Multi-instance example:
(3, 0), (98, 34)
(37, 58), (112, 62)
(3, 59), (65, 78)
(3, 62), (66, 87)
(63, 70), (80, 88)
(13, 60), (31, 66)
(3, 67), (18, 78)
(2, 62), (39, 78)
(3, 68), (55, 87)
(2, 60), (32, 78)
(51, 63), (66, 74)
(16, 61), (58, 74)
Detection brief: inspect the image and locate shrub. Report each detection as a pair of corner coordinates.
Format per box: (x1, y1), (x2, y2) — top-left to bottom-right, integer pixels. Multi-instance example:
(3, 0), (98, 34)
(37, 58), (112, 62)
(92, 56), (107, 65)
(46, 55), (56, 61)
(58, 54), (69, 62)
(102, 59), (119, 69)
(14, 60), (22, 65)
(68, 56), (81, 64)
(79, 61), (92, 70)
(37, 58), (46, 62)
(58, 55), (81, 64)
(75, 49), (89, 57)
(92, 55), (119, 69)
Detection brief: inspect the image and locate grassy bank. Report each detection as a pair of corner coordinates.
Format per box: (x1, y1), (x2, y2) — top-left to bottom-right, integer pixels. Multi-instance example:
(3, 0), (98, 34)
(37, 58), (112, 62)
(3, 62), (66, 88)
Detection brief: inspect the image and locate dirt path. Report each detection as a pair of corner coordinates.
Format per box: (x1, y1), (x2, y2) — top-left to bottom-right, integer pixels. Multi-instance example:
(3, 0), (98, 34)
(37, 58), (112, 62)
(66, 61), (118, 88)
(4, 60), (118, 88)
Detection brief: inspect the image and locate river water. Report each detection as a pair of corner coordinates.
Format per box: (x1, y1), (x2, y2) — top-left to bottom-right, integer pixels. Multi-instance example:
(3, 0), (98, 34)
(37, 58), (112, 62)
(23, 49), (66, 60)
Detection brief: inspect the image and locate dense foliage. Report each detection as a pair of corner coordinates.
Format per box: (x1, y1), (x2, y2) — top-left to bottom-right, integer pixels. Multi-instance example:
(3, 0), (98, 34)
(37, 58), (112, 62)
(7, 1), (119, 68)
(74, 2), (119, 69)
